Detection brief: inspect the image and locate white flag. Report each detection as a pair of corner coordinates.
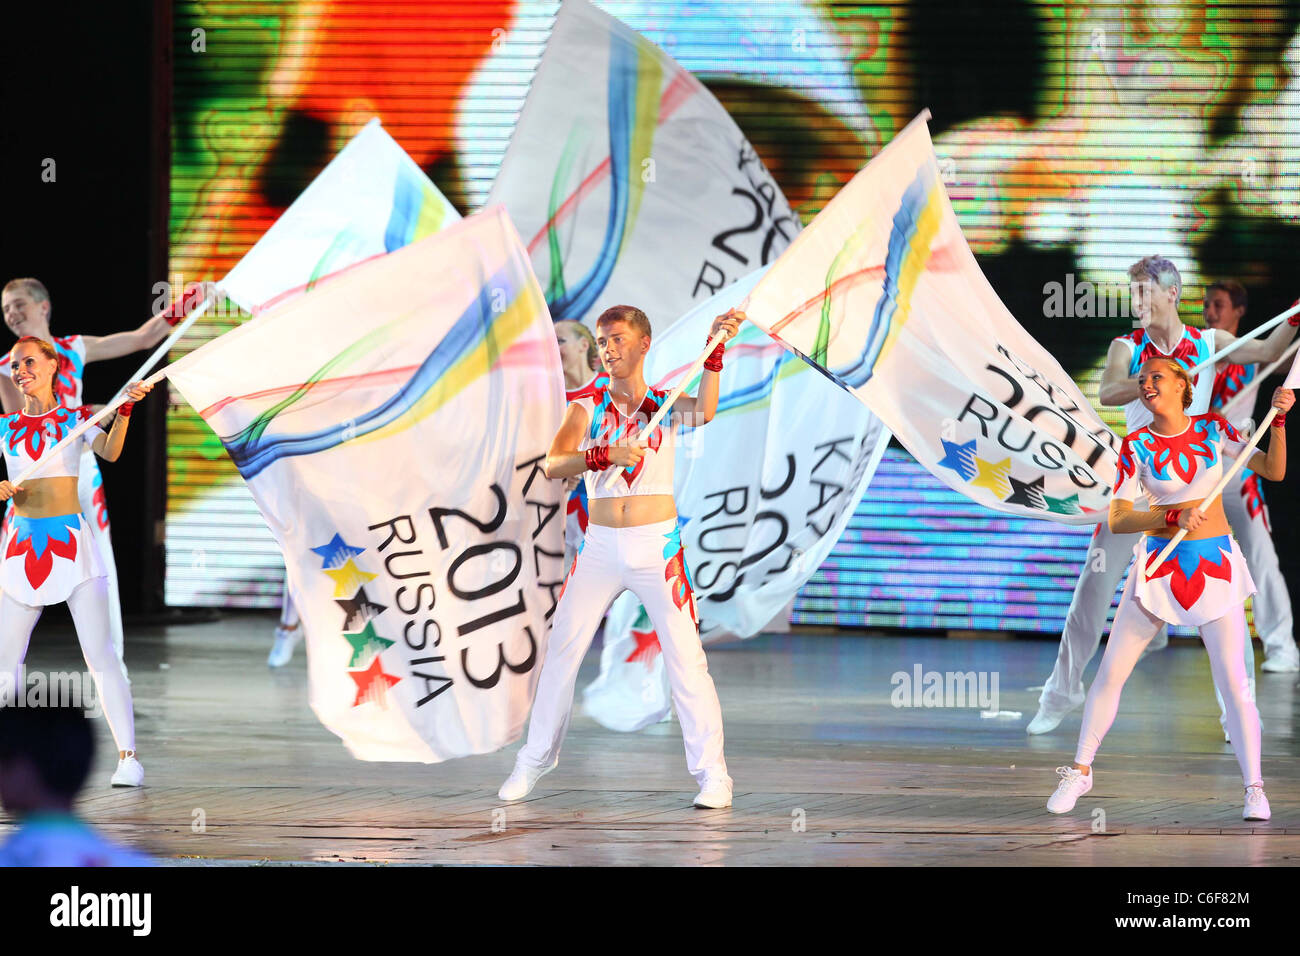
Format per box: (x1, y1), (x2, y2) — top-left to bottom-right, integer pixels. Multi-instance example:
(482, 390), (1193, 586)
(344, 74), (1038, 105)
(744, 112), (1120, 523)
(486, 0), (799, 330)
(167, 208), (565, 762)
(222, 118), (461, 314)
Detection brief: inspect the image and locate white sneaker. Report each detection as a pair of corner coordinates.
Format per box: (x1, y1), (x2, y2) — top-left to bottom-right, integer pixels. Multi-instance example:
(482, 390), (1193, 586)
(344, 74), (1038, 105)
(1026, 707), (1066, 735)
(1244, 785), (1271, 821)
(693, 777), (733, 809)
(497, 758), (557, 801)
(111, 754), (144, 788)
(268, 625), (302, 668)
(1046, 766), (1092, 813)
(1262, 645), (1300, 673)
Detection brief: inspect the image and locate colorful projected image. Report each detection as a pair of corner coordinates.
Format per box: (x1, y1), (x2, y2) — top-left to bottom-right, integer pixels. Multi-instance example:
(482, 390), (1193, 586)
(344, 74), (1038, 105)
(167, 0), (1300, 636)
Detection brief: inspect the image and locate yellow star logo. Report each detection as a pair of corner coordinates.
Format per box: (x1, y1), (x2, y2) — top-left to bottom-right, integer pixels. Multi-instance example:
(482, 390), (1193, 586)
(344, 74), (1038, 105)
(323, 558), (378, 598)
(970, 456), (1011, 499)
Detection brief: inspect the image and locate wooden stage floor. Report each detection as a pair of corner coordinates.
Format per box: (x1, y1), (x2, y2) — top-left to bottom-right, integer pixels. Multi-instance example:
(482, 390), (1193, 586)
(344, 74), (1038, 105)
(4, 614), (1299, 866)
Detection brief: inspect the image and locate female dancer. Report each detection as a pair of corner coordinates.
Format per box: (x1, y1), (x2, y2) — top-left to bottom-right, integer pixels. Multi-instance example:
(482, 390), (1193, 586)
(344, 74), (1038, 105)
(556, 319), (601, 565)
(1047, 356), (1292, 821)
(0, 337), (153, 787)
(499, 305), (737, 809)
(1, 276), (201, 667)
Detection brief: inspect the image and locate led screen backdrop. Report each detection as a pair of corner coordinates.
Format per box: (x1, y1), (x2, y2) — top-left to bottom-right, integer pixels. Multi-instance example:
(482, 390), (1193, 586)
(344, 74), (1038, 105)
(167, 1), (1300, 635)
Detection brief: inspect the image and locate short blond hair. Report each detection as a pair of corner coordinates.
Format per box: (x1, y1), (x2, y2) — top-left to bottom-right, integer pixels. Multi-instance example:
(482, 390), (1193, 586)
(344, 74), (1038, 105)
(595, 305), (651, 342)
(2, 278), (50, 304)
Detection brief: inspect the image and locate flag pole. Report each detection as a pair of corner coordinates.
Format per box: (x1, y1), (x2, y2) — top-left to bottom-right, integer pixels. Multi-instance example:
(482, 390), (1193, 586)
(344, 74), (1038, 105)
(106, 293), (216, 405)
(1189, 303), (1300, 376)
(1141, 406), (1280, 577)
(598, 327), (729, 492)
(13, 368), (171, 486)
(1219, 340), (1300, 424)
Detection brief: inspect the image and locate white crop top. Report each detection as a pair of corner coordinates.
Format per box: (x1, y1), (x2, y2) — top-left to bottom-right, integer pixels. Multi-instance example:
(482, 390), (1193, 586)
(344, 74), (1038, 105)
(1, 406), (104, 481)
(570, 374), (676, 499)
(1113, 412), (1251, 507)
(1113, 326), (1216, 432)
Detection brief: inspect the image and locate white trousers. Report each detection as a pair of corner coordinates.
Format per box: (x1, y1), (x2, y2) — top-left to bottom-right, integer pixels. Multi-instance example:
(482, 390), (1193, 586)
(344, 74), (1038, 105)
(516, 520), (730, 787)
(78, 448), (128, 678)
(0, 576), (135, 753)
(1039, 521), (1253, 719)
(1075, 572), (1262, 786)
(1222, 471), (1294, 656)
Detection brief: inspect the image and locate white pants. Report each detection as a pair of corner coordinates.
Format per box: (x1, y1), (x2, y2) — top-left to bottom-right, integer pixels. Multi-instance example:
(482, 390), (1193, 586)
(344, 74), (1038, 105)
(1039, 521), (1253, 719)
(1075, 572), (1262, 786)
(1223, 471), (1294, 656)
(0, 577), (136, 753)
(516, 520), (730, 787)
(78, 448), (128, 678)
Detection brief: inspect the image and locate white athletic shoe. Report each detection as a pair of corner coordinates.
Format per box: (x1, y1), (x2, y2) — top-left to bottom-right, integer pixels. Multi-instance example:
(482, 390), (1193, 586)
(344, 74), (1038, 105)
(1261, 645), (1300, 673)
(497, 758), (557, 801)
(111, 754), (144, 788)
(268, 625), (302, 668)
(1244, 785), (1271, 821)
(1046, 766), (1092, 814)
(693, 777), (733, 809)
(1026, 708), (1066, 735)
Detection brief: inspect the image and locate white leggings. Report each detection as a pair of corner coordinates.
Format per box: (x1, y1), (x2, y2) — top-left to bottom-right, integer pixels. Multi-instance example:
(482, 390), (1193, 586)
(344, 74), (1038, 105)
(1075, 573), (1261, 786)
(0, 577), (135, 753)
(279, 581), (300, 629)
(517, 520), (730, 787)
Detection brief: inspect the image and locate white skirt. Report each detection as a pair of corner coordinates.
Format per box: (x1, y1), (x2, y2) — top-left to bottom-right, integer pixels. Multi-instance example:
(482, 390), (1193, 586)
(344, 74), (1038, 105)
(1132, 533), (1255, 627)
(1, 512), (104, 607)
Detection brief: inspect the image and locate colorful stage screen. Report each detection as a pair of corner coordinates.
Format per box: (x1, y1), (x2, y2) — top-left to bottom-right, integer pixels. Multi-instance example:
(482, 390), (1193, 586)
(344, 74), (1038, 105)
(167, 1), (1300, 636)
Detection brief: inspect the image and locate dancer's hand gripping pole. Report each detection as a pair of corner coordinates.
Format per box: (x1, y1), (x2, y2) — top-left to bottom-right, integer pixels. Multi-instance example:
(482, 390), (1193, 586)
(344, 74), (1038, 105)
(1140, 406), (1280, 582)
(597, 327), (730, 493)
(14, 369), (168, 485)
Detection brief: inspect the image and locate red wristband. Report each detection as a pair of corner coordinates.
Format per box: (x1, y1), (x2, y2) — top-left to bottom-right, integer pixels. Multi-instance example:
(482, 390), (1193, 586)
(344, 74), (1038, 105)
(117, 402), (134, 419)
(1290, 299), (1300, 326)
(1272, 414), (1286, 428)
(1164, 509), (1181, 527)
(584, 445), (610, 471)
(161, 285), (205, 326)
(703, 337), (725, 373)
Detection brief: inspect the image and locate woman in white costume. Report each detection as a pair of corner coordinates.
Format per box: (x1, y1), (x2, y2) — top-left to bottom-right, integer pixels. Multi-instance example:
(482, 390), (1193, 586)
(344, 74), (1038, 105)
(0, 337), (153, 787)
(1047, 356), (1292, 821)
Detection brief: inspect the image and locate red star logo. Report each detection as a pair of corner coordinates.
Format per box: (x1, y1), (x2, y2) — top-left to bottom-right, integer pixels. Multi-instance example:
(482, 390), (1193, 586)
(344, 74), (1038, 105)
(349, 656), (401, 708)
(625, 627), (662, 670)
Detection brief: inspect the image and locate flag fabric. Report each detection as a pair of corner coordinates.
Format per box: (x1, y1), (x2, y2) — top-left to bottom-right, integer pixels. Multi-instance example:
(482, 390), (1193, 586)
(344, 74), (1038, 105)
(166, 208), (566, 762)
(221, 118), (461, 314)
(583, 270), (891, 731)
(741, 111), (1121, 524)
(1284, 346), (1300, 389)
(486, 0), (800, 331)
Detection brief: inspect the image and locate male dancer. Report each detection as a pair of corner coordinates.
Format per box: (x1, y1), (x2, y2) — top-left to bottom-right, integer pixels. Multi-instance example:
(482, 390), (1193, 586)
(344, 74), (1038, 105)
(0, 278), (198, 669)
(1028, 256), (1299, 735)
(1204, 279), (1298, 672)
(499, 304), (738, 809)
